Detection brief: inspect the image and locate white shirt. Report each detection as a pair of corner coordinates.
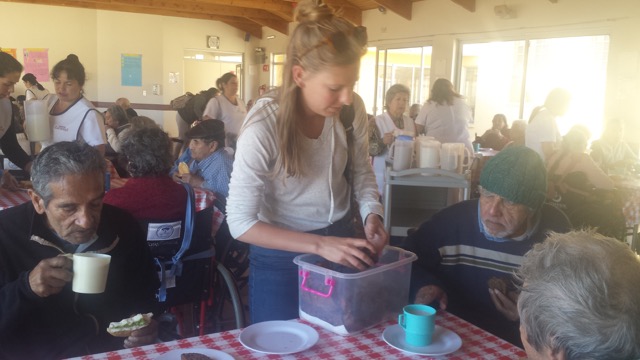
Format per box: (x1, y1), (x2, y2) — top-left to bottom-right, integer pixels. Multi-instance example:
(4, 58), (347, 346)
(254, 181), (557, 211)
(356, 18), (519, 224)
(525, 108), (561, 159)
(25, 87), (50, 101)
(202, 95), (247, 136)
(226, 94), (383, 239)
(415, 97), (473, 153)
(41, 95), (106, 148)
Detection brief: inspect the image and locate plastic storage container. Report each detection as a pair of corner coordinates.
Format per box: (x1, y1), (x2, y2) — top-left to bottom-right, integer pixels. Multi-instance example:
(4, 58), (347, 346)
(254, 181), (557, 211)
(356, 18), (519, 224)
(293, 246), (417, 335)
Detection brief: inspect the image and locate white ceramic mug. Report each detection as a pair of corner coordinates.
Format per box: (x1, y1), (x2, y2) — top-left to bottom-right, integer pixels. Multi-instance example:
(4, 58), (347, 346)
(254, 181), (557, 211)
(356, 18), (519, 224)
(72, 253), (111, 294)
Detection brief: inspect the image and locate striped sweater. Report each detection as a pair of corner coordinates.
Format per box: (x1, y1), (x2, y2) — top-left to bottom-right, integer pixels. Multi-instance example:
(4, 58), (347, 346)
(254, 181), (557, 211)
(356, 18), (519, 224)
(402, 199), (571, 345)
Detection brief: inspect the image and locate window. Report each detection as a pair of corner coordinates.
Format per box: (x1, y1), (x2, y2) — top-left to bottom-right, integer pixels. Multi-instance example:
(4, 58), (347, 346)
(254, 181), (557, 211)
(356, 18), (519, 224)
(271, 53), (286, 88)
(356, 46), (432, 116)
(458, 35), (609, 138)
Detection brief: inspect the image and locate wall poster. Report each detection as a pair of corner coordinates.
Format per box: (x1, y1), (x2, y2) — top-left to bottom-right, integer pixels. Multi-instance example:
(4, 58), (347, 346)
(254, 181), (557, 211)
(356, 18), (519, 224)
(121, 54), (142, 86)
(23, 48), (49, 81)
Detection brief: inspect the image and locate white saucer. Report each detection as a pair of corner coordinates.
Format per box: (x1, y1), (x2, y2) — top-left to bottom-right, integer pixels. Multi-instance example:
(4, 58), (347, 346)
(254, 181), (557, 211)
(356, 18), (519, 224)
(155, 348), (233, 360)
(239, 320), (319, 355)
(382, 324), (462, 356)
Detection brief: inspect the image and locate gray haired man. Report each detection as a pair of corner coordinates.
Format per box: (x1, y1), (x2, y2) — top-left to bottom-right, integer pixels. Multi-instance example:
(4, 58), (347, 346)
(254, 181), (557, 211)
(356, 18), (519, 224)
(0, 141), (159, 358)
(517, 230), (640, 360)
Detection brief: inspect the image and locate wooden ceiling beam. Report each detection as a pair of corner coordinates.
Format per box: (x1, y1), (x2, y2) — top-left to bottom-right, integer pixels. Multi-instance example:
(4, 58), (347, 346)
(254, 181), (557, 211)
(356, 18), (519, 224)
(268, 10), (294, 22)
(220, 19), (263, 39)
(450, 0), (476, 12)
(2, 0), (264, 36)
(322, 0), (362, 25)
(373, 0), (412, 20)
(247, 16), (288, 35)
(191, 0), (293, 14)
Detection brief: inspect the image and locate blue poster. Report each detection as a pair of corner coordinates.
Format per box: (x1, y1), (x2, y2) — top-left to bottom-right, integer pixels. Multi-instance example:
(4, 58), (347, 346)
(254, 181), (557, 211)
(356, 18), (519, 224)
(121, 54), (142, 86)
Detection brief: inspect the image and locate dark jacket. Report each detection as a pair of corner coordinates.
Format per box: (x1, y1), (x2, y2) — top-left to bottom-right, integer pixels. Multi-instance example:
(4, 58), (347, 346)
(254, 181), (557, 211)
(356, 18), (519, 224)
(0, 202), (160, 359)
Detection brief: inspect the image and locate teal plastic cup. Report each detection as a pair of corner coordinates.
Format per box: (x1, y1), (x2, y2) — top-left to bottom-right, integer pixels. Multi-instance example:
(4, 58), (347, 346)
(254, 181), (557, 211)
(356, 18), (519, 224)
(398, 304), (436, 346)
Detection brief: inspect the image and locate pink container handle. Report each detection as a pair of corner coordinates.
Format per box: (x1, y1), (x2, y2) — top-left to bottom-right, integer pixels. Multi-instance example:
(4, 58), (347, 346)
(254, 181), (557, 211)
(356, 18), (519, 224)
(299, 270), (334, 298)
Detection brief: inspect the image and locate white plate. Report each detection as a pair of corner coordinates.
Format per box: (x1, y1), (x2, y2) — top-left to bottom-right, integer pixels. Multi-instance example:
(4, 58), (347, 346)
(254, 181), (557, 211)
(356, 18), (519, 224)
(382, 324), (462, 356)
(155, 348), (233, 360)
(238, 321), (319, 355)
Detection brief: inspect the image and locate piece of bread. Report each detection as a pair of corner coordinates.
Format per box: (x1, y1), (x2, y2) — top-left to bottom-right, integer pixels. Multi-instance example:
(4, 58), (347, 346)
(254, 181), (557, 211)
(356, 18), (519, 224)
(488, 276), (508, 294)
(181, 353), (212, 360)
(107, 313), (153, 337)
(178, 162), (190, 175)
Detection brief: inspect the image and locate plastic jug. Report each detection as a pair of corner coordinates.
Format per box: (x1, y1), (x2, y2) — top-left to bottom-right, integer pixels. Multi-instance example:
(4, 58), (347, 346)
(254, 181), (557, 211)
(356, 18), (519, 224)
(24, 99), (51, 141)
(416, 137), (440, 169)
(441, 143), (471, 173)
(389, 135), (414, 171)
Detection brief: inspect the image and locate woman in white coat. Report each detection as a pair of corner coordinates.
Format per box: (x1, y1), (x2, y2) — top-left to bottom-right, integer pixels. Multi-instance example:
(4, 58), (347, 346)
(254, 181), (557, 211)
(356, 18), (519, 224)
(415, 78), (473, 154)
(372, 84), (415, 195)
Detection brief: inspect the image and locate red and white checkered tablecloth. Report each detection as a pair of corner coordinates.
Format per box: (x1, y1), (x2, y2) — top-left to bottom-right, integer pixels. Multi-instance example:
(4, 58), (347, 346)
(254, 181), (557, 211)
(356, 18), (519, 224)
(71, 312), (526, 360)
(0, 179), (225, 234)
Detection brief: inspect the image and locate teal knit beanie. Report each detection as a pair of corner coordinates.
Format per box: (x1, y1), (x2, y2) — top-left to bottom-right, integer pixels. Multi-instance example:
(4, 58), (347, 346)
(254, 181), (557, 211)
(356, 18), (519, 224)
(479, 146), (547, 210)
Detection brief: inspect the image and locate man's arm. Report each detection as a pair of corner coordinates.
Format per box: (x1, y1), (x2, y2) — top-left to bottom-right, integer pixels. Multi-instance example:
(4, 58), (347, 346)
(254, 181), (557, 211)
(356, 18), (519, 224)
(401, 219), (447, 307)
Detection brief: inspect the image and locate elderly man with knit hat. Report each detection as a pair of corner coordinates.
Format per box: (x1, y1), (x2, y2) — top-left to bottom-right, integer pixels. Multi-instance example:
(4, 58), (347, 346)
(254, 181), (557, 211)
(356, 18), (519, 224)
(402, 146), (571, 347)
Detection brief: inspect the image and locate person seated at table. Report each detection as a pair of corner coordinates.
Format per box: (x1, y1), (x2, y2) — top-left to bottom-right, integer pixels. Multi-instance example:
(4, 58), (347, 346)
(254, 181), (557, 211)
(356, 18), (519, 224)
(517, 230), (640, 360)
(0, 141), (160, 359)
(409, 103), (421, 121)
(546, 125), (625, 239)
(402, 146), (571, 346)
(104, 103), (131, 154)
(116, 97), (138, 118)
(504, 119), (526, 148)
(478, 114), (510, 150)
(590, 117), (639, 174)
(171, 119), (233, 200)
(104, 127), (187, 221)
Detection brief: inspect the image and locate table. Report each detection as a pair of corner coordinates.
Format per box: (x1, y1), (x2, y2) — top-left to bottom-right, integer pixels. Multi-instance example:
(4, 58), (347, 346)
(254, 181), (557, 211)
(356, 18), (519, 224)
(71, 311), (526, 360)
(0, 178), (224, 234)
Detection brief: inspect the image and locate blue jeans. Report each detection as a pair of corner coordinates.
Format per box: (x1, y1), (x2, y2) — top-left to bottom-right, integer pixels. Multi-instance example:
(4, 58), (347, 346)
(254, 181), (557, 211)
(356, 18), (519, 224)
(248, 216), (355, 324)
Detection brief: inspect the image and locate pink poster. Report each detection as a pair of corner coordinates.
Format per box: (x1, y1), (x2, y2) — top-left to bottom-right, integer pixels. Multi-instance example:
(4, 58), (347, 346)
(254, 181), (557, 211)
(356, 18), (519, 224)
(23, 48), (50, 81)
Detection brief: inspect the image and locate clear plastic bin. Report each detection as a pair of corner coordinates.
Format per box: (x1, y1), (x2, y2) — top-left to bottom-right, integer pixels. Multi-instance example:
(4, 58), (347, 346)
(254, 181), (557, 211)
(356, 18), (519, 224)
(293, 246), (417, 335)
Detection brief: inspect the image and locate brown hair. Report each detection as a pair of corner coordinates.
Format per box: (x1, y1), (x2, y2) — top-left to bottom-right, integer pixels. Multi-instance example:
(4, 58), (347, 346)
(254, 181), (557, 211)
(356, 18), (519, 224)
(275, 0), (366, 177)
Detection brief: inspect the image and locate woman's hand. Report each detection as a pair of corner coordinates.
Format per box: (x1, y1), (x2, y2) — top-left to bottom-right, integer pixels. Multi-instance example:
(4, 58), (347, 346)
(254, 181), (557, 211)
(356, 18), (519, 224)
(364, 214), (389, 253)
(383, 131), (394, 145)
(316, 236), (379, 271)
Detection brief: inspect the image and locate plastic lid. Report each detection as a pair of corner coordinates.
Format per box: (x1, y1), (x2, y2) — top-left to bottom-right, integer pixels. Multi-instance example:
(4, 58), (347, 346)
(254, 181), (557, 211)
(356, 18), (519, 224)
(396, 135), (414, 141)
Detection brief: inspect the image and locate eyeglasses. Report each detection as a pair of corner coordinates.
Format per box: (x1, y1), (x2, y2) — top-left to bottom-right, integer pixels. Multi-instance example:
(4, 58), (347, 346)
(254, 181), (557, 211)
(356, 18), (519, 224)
(298, 26), (368, 60)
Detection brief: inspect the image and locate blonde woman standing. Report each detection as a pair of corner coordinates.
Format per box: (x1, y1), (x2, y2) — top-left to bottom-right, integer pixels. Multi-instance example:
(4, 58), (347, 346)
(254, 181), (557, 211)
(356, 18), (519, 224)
(226, 0), (388, 323)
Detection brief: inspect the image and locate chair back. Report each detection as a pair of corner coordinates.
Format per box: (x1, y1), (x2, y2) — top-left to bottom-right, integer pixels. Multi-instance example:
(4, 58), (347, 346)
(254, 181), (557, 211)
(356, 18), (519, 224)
(140, 183), (215, 305)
